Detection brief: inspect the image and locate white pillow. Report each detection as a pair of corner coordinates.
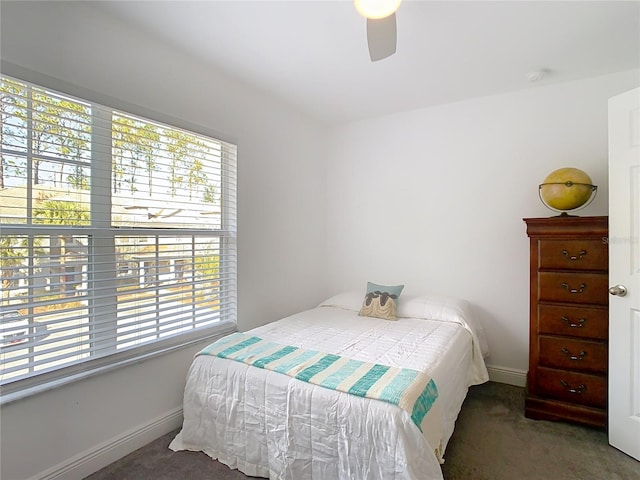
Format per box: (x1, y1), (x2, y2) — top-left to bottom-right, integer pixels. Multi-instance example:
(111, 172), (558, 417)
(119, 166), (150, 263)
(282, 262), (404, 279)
(397, 293), (469, 321)
(397, 293), (489, 359)
(318, 291), (363, 311)
(320, 291), (490, 359)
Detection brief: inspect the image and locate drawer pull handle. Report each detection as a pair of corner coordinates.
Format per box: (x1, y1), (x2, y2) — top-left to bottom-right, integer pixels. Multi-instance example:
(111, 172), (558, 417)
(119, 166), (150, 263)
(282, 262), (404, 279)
(561, 316), (586, 328)
(561, 249), (587, 261)
(561, 348), (587, 361)
(561, 282), (586, 294)
(560, 380), (586, 395)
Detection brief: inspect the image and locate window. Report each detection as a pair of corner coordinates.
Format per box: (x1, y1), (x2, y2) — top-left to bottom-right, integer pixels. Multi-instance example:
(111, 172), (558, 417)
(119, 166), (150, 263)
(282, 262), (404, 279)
(0, 76), (237, 400)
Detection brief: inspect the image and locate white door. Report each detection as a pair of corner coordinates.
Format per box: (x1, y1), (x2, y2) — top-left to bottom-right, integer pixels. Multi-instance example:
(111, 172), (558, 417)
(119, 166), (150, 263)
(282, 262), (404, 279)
(608, 87), (640, 461)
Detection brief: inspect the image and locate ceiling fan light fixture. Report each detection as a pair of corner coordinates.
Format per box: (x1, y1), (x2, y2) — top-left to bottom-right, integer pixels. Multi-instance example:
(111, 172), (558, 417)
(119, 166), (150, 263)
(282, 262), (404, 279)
(354, 0), (402, 19)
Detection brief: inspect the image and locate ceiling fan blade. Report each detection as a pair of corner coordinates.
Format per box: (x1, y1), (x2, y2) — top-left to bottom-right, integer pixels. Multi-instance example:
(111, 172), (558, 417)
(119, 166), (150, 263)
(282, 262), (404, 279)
(367, 13), (397, 62)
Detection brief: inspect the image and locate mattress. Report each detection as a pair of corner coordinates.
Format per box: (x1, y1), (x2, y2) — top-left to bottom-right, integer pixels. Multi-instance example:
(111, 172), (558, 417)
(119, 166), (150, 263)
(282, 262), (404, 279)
(170, 292), (489, 479)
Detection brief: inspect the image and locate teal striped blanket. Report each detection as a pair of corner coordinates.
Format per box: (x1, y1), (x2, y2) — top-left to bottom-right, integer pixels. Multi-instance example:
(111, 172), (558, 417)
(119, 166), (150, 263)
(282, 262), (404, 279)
(197, 332), (439, 431)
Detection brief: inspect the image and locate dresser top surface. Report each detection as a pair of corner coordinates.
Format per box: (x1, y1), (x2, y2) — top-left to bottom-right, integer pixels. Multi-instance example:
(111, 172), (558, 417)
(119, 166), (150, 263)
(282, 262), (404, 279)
(524, 216), (608, 237)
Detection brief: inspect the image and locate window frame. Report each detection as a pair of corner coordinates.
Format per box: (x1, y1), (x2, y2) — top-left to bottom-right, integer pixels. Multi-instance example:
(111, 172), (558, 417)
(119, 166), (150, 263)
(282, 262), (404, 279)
(0, 64), (238, 405)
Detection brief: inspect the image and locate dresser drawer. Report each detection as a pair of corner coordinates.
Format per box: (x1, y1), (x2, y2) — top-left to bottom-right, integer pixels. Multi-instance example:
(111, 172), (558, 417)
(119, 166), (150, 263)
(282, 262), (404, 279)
(539, 272), (609, 305)
(534, 367), (606, 409)
(538, 336), (607, 374)
(538, 304), (608, 339)
(538, 239), (607, 271)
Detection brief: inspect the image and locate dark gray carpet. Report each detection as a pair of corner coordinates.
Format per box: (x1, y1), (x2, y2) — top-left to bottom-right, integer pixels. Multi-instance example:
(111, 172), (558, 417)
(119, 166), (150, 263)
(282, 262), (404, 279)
(84, 382), (640, 479)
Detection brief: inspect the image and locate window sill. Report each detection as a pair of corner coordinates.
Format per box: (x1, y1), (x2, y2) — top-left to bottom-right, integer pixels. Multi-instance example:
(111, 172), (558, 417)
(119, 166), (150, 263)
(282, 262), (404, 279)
(0, 322), (237, 406)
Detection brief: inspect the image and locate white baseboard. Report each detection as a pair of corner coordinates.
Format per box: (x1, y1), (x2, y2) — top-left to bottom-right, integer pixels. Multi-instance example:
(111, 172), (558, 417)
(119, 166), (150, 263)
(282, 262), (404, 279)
(32, 407), (183, 480)
(486, 365), (527, 387)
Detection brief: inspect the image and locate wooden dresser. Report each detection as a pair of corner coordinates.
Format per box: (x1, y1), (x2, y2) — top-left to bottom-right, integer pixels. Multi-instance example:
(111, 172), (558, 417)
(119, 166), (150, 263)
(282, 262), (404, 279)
(524, 216), (608, 429)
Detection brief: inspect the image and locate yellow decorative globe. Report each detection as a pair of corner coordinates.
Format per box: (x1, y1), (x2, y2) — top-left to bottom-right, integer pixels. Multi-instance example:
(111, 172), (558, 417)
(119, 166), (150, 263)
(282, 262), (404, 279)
(539, 167), (597, 213)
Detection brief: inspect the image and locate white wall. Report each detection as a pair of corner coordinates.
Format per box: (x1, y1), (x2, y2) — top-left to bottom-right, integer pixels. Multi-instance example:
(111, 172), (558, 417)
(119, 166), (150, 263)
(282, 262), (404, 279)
(324, 69), (639, 376)
(0, 2), (328, 479)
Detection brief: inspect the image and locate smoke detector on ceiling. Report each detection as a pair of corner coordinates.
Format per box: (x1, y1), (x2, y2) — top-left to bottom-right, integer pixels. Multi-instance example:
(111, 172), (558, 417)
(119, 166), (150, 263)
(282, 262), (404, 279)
(526, 70), (549, 83)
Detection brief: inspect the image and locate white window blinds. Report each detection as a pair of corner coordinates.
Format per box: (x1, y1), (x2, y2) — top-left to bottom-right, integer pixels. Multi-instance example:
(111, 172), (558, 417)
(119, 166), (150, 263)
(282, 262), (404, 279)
(0, 75), (237, 396)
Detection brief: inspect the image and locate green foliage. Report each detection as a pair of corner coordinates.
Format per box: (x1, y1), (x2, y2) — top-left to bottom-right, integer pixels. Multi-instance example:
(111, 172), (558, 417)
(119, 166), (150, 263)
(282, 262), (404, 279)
(1, 78), (28, 189)
(1, 77), (91, 188)
(112, 115), (161, 195)
(0, 235), (43, 299)
(203, 184), (217, 204)
(31, 88), (91, 186)
(33, 200), (90, 226)
(67, 165), (90, 190)
(1, 235), (28, 271)
(2, 76), (221, 213)
(195, 253), (220, 280)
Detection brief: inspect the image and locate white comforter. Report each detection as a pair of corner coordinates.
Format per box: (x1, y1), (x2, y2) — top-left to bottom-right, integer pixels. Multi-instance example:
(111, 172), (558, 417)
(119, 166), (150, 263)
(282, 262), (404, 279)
(170, 292), (489, 480)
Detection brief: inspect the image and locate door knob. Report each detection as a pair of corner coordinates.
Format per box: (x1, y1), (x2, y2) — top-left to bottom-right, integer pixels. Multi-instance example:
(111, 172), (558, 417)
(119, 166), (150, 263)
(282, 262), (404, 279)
(609, 285), (628, 297)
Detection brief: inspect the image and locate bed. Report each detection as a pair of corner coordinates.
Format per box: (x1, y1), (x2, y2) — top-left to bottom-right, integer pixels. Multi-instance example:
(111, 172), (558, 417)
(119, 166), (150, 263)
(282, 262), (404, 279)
(169, 291), (490, 480)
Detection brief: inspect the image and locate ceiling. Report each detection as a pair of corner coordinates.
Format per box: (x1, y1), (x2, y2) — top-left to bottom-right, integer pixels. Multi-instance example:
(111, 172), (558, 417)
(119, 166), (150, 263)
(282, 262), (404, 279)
(92, 1), (640, 124)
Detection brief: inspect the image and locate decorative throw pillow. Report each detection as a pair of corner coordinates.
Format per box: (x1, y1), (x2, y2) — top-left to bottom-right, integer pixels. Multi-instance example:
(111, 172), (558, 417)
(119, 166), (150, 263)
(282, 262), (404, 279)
(358, 282), (404, 320)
